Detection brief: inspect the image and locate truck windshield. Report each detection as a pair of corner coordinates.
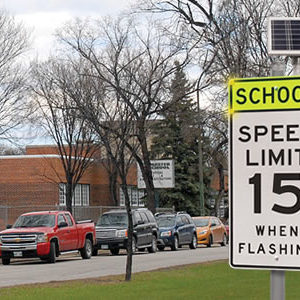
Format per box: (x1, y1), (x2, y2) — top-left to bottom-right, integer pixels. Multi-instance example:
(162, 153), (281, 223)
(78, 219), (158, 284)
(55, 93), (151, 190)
(97, 213), (128, 226)
(13, 214), (56, 228)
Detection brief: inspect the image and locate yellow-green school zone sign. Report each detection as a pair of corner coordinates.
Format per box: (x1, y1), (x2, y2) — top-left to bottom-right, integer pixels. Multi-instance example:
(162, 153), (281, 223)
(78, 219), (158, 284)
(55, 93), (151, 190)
(229, 76), (300, 112)
(229, 76), (300, 270)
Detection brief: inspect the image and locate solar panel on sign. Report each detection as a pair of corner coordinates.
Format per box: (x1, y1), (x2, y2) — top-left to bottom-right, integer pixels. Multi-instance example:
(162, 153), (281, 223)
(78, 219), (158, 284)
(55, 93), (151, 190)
(268, 17), (300, 55)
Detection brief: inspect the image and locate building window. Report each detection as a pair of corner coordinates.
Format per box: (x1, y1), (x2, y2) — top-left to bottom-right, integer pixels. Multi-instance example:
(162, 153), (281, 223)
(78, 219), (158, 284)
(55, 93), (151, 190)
(74, 185), (81, 206)
(119, 186), (145, 207)
(138, 190), (145, 207)
(120, 189), (125, 206)
(59, 183), (66, 206)
(59, 183), (90, 206)
(82, 184), (90, 206)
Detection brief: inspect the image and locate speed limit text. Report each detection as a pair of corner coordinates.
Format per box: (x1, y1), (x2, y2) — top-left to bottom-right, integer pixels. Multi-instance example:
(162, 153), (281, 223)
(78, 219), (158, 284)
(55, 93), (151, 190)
(238, 124), (300, 166)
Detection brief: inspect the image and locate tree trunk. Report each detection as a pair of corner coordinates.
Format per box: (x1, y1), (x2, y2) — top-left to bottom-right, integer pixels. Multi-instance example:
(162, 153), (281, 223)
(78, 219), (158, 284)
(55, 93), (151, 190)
(66, 182), (73, 214)
(138, 127), (156, 213)
(214, 165), (225, 217)
(122, 183), (133, 281)
(109, 168), (118, 206)
(214, 189), (224, 217)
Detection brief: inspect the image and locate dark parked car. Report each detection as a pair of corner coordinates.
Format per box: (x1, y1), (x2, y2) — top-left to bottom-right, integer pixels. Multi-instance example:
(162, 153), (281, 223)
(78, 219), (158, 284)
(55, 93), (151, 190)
(155, 212), (197, 251)
(93, 208), (158, 255)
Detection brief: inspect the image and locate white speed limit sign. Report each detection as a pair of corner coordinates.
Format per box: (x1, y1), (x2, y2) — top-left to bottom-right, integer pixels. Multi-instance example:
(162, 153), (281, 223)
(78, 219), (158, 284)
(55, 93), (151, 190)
(229, 76), (300, 270)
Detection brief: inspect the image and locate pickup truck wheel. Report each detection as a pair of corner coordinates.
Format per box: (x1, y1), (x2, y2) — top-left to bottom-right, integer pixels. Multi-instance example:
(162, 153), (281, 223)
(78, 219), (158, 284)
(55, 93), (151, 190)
(48, 242), (56, 263)
(80, 238), (92, 259)
(2, 258), (10, 265)
(110, 248), (120, 255)
(148, 235), (157, 253)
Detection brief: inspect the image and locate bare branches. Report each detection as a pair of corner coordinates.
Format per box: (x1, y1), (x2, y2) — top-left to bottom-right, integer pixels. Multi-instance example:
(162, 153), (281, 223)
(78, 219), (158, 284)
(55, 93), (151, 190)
(279, 0), (300, 16)
(139, 0), (278, 90)
(0, 10), (30, 141)
(139, 0), (213, 32)
(30, 58), (98, 213)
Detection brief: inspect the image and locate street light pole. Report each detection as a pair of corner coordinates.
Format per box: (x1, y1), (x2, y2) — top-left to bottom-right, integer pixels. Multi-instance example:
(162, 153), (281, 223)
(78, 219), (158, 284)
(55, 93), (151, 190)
(196, 79), (205, 216)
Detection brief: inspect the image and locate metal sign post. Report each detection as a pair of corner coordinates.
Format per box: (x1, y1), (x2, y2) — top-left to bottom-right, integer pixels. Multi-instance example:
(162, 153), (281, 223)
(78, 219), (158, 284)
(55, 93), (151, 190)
(270, 61), (286, 300)
(271, 271), (285, 300)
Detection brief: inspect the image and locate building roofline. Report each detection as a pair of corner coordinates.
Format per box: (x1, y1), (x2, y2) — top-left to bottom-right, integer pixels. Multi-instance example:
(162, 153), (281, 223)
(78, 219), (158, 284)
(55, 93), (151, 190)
(26, 145), (58, 148)
(0, 154), (62, 159)
(0, 154), (94, 161)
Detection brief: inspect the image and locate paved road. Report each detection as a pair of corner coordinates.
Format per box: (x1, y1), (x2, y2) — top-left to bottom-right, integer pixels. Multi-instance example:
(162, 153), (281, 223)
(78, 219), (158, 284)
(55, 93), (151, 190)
(0, 245), (229, 288)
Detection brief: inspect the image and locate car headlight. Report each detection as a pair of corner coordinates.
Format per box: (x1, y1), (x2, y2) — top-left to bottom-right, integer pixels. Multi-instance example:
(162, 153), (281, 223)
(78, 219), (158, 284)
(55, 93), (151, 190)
(36, 233), (48, 243)
(116, 229), (127, 238)
(161, 231), (172, 237)
(199, 230), (208, 235)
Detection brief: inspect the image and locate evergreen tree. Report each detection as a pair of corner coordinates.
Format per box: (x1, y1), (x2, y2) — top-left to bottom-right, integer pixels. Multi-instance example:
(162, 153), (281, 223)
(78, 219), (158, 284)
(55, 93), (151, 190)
(151, 62), (211, 215)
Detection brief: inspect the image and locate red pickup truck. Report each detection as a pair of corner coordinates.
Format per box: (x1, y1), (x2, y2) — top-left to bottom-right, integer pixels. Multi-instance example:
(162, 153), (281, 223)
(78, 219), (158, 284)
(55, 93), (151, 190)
(0, 211), (96, 265)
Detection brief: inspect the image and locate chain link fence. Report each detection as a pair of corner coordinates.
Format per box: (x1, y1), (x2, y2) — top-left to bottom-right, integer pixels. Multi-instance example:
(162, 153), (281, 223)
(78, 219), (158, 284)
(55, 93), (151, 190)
(0, 205), (174, 230)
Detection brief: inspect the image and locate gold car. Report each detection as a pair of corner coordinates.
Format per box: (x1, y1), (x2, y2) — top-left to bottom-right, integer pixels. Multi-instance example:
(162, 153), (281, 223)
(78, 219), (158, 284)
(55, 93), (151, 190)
(192, 216), (227, 247)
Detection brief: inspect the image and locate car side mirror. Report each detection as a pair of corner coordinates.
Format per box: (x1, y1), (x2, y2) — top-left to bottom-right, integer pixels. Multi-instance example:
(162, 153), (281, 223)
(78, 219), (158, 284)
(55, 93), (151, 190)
(6, 224), (12, 229)
(58, 221), (68, 228)
(137, 220), (144, 225)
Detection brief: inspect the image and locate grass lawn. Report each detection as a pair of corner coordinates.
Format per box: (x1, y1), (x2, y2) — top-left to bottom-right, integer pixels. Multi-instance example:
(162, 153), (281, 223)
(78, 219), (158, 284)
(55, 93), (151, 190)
(0, 260), (299, 299)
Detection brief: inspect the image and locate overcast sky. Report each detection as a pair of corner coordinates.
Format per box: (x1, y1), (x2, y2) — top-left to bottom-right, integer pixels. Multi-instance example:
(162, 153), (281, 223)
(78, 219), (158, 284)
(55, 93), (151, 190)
(0, 0), (135, 59)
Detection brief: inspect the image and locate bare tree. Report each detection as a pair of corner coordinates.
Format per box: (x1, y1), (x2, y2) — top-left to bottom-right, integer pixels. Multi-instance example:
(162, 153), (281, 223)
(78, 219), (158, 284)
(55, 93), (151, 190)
(205, 109), (228, 215)
(60, 58), (139, 281)
(0, 10), (30, 142)
(30, 58), (98, 213)
(139, 0), (214, 31)
(139, 0), (278, 88)
(56, 17), (189, 213)
(87, 99), (138, 282)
